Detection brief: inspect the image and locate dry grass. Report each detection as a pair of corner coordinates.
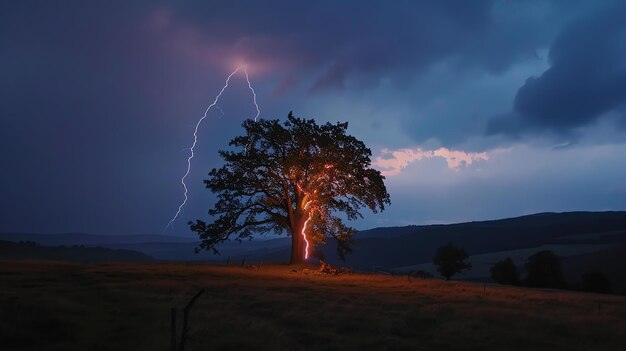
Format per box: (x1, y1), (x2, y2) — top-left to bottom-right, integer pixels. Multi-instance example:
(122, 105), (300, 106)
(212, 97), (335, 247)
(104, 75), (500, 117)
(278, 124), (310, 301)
(1, 261), (625, 350)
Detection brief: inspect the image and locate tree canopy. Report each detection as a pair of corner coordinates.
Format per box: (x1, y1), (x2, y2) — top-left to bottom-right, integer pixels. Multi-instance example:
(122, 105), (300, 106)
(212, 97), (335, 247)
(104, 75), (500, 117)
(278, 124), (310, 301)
(525, 250), (566, 289)
(490, 257), (520, 285)
(190, 112), (390, 264)
(433, 243), (471, 280)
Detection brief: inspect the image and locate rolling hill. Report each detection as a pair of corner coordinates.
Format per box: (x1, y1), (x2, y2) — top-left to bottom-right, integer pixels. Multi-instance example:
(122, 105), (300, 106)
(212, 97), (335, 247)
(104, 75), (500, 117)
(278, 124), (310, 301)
(319, 211), (626, 269)
(0, 240), (153, 262)
(3, 211), (626, 279)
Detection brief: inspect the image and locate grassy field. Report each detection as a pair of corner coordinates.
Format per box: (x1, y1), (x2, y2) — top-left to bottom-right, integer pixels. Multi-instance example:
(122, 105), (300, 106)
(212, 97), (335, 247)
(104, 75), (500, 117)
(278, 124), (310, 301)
(1, 261), (625, 350)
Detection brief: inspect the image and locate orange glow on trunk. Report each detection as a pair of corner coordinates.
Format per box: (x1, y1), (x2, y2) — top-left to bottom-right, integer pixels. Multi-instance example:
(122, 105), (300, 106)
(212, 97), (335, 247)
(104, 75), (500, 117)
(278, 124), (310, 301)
(297, 183), (314, 260)
(301, 201), (312, 260)
(297, 165), (334, 260)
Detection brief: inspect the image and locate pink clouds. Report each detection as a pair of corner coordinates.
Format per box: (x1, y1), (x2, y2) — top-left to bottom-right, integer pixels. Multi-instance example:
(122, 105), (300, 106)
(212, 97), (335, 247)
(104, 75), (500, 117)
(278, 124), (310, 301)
(432, 148), (488, 169)
(373, 147), (492, 176)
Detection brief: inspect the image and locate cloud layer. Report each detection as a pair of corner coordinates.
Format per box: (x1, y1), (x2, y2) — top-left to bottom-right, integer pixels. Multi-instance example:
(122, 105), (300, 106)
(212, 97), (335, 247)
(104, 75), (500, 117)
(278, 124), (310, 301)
(374, 147), (491, 176)
(149, 0), (558, 93)
(489, 2), (626, 135)
(2, 1), (626, 235)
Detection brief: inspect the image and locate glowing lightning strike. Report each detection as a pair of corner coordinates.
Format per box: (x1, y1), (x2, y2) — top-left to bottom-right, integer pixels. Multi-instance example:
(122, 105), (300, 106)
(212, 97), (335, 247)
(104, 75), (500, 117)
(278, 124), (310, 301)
(298, 165), (333, 260)
(166, 65), (261, 230)
(301, 200), (312, 260)
(297, 183), (315, 260)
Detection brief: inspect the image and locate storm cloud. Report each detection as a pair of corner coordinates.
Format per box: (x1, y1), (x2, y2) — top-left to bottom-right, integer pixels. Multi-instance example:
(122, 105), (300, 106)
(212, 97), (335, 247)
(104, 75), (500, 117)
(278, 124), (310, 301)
(489, 2), (626, 135)
(151, 0), (564, 92)
(2, 1), (626, 235)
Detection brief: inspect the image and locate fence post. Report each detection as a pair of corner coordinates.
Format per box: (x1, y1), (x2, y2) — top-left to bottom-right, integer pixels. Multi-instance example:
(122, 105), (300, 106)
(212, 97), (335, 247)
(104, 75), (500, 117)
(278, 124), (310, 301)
(179, 308), (189, 351)
(179, 288), (205, 351)
(226, 256), (230, 266)
(241, 257), (246, 266)
(170, 308), (177, 351)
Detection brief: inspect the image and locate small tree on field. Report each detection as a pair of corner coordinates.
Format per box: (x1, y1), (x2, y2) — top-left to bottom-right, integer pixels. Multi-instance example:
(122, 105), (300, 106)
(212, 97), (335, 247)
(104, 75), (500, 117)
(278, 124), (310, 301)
(433, 243), (471, 280)
(490, 257), (520, 285)
(525, 250), (566, 289)
(190, 112), (390, 264)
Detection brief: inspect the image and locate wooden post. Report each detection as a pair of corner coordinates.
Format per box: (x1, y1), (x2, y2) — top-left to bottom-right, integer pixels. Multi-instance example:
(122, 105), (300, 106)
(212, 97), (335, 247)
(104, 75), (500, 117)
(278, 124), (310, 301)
(179, 288), (205, 351)
(179, 308), (189, 351)
(241, 257), (246, 266)
(258, 257), (262, 270)
(226, 256), (230, 266)
(170, 308), (177, 351)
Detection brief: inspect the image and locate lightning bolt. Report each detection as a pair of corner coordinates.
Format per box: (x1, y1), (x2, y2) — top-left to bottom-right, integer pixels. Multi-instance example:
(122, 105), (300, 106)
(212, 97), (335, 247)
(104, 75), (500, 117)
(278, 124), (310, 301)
(302, 200), (312, 260)
(298, 165), (333, 260)
(166, 65), (261, 230)
(297, 183), (314, 260)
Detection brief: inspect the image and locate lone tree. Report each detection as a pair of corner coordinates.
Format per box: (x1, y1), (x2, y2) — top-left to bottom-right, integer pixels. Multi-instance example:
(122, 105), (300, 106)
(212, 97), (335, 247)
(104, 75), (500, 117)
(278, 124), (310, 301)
(490, 257), (520, 285)
(190, 112), (390, 264)
(525, 250), (566, 289)
(433, 243), (471, 280)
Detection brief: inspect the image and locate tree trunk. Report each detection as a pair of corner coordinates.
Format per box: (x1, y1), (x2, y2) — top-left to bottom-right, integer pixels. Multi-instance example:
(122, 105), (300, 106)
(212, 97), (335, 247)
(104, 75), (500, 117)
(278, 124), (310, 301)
(289, 216), (306, 265)
(290, 231), (302, 264)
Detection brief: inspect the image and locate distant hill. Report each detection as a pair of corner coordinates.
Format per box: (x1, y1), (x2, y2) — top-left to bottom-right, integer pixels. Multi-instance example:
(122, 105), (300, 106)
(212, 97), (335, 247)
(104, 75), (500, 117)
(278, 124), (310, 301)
(0, 240), (153, 262)
(3, 212), (626, 272)
(356, 225), (421, 239)
(0, 232), (197, 246)
(0, 231), (292, 262)
(103, 238), (292, 262)
(562, 244), (626, 294)
(320, 211), (626, 270)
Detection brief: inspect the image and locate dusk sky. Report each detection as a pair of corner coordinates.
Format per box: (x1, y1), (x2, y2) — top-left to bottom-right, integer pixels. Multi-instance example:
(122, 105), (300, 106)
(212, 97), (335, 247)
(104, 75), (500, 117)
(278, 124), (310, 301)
(2, 0), (626, 236)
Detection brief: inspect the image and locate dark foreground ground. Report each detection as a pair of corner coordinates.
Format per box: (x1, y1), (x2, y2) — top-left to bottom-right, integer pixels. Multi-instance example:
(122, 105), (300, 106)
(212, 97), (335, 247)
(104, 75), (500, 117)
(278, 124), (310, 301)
(1, 261), (625, 350)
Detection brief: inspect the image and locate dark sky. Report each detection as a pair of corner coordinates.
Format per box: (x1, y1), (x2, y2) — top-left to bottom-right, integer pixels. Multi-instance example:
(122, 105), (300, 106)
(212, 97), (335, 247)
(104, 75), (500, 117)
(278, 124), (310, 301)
(2, 0), (626, 235)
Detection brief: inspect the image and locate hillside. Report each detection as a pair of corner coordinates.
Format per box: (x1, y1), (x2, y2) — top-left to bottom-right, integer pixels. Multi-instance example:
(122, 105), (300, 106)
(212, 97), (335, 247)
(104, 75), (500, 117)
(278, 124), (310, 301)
(0, 240), (153, 262)
(3, 211), (626, 273)
(0, 232), (197, 246)
(1, 261), (625, 350)
(563, 244), (626, 293)
(322, 211), (626, 270)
